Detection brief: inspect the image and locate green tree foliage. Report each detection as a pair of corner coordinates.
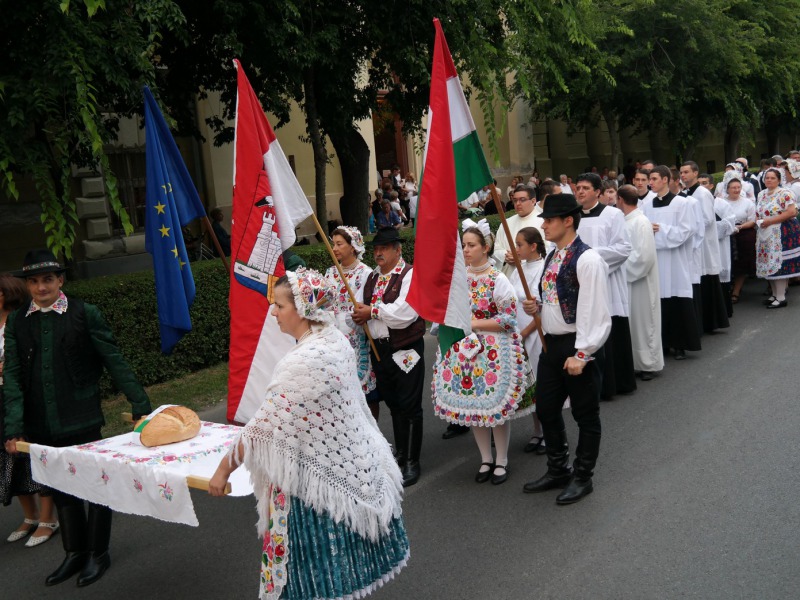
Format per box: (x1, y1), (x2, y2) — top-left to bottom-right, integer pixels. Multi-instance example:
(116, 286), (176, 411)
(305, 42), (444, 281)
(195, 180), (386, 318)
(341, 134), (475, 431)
(0, 0), (185, 259)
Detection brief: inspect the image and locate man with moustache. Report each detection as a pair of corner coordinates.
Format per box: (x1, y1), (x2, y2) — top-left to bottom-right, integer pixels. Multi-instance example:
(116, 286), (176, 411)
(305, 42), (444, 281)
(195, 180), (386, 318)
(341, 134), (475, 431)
(353, 228), (425, 487)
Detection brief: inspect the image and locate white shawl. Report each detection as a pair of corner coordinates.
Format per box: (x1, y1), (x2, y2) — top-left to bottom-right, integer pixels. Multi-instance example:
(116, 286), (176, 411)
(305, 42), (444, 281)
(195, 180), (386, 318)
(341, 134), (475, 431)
(236, 323), (403, 542)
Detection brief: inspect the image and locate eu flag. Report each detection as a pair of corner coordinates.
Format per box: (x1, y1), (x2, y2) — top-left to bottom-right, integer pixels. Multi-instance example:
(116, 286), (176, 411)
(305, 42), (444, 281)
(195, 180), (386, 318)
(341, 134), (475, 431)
(143, 86), (206, 354)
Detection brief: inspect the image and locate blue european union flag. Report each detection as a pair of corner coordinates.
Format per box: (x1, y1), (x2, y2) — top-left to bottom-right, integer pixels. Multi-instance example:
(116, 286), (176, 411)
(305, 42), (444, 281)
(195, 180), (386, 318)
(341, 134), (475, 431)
(143, 86), (207, 354)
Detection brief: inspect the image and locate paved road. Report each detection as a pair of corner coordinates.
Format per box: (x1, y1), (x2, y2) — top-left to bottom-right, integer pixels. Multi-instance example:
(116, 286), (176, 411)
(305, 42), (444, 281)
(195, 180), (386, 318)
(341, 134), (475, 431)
(2, 279), (799, 599)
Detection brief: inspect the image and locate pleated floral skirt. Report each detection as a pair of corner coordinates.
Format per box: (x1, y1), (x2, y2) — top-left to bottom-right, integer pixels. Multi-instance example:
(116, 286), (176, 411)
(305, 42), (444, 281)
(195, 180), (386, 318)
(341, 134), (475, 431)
(259, 486), (409, 600)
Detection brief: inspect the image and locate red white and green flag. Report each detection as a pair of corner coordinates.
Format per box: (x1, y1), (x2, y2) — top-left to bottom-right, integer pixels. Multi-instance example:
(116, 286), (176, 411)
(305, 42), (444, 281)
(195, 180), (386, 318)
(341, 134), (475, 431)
(407, 18), (494, 353)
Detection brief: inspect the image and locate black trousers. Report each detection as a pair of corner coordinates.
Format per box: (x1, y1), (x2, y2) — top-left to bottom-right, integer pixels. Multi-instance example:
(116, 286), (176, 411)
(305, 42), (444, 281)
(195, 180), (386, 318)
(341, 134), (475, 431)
(536, 333), (602, 443)
(370, 337), (425, 420)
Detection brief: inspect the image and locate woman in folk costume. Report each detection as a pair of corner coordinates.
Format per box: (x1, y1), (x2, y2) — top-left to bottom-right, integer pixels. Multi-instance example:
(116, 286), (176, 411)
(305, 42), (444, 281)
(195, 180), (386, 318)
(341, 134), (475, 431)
(508, 227), (549, 455)
(324, 227), (377, 414)
(756, 168), (800, 309)
(432, 219), (533, 486)
(209, 268), (409, 600)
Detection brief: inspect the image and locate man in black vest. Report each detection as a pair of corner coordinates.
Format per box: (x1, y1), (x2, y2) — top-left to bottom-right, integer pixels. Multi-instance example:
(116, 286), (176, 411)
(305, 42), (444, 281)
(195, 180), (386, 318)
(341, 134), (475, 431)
(520, 195), (611, 505)
(352, 229), (425, 487)
(3, 249), (151, 587)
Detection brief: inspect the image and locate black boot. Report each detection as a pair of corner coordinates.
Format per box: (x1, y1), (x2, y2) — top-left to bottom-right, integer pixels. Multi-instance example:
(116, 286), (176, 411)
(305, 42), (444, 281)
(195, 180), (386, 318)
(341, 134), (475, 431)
(402, 418), (422, 487)
(391, 415), (409, 469)
(46, 504), (88, 586)
(556, 433), (600, 505)
(76, 504), (112, 587)
(522, 428), (572, 493)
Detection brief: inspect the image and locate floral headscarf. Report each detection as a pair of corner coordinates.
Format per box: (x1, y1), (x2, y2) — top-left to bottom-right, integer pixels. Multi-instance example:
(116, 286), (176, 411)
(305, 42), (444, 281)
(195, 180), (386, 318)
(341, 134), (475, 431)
(333, 226), (365, 259)
(285, 267), (335, 324)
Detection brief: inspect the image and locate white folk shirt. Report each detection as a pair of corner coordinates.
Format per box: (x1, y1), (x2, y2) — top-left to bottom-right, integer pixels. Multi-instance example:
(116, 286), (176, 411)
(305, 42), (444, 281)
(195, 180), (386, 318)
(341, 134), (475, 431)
(540, 243), (611, 356)
(576, 202), (632, 317)
(715, 197), (737, 283)
(624, 208), (664, 373)
(355, 261), (420, 340)
(642, 193), (695, 299)
(492, 211), (546, 278)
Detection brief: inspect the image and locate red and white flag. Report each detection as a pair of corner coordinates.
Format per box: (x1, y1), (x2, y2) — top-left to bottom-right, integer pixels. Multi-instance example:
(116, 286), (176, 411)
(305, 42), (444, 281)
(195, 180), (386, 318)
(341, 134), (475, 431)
(228, 59), (314, 423)
(407, 18), (494, 353)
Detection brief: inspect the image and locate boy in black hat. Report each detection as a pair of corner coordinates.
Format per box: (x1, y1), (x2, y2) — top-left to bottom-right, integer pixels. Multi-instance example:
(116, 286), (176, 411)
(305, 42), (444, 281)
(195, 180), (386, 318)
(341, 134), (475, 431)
(352, 229), (425, 487)
(520, 194), (611, 504)
(3, 249), (151, 587)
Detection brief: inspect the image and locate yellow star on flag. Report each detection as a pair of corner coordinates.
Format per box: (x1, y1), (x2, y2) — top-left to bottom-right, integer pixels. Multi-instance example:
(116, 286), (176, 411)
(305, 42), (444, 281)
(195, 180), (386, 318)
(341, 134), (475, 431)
(171, 246), (179, 258)
(154, 202), (166, 215)
(159, 225), (170, 238)
(179, 259), (186, 269)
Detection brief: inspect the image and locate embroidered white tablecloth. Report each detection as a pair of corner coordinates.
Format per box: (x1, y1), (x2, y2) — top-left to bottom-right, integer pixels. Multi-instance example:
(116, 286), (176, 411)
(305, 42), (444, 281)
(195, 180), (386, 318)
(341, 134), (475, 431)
(29, 421), (253, 526)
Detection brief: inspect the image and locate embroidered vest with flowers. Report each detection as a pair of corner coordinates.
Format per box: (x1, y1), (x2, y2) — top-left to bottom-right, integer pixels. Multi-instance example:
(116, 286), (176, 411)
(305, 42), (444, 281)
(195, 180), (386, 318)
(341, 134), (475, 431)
(538, 236), (590, 324)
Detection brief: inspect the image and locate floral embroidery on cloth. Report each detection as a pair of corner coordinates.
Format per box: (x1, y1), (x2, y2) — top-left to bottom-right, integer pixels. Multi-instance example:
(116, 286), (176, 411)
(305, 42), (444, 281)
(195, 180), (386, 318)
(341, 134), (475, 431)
(392, 349), (420, 373)
(756, 188), (799, 278)
(260, 485), (290, 599)
(368, 258), (406, 320)
(26, 291), (68, 317)
(325, 263), (376, 393)
(432, 268), (533, 426)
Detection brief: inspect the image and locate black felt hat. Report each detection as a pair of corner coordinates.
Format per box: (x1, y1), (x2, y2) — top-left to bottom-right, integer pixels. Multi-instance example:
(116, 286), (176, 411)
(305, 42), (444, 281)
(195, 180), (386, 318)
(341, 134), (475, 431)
(539, 193), (582, 219)
(14, 249), (66, 278)
(370, 228), (403, 246)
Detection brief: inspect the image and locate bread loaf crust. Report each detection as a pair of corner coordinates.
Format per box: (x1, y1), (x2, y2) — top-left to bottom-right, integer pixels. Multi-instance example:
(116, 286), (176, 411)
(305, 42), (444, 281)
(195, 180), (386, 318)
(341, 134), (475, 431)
(138, 406), (201, 447)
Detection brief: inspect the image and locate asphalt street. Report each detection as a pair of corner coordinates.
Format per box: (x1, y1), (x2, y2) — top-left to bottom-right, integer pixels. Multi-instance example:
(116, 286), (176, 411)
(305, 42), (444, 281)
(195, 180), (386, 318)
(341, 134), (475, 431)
(2, 278), (799, 599)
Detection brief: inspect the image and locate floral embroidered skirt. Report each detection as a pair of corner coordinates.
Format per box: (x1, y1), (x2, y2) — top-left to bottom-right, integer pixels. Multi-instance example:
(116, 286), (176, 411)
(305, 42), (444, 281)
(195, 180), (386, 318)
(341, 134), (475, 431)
(432, 331), (534, 427)
(260, 486), (409, 600)
(759, 219), (800, 279)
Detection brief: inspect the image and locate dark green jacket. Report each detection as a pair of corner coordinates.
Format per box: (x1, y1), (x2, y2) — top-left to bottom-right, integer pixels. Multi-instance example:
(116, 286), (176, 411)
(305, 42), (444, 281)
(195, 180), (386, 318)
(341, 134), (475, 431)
(2, 296), (151, 442)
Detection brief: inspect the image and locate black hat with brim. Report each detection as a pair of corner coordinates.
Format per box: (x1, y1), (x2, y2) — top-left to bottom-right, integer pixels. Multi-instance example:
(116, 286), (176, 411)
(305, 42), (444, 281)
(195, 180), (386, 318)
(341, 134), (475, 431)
(14, 249), (66, 278)
(539, 193), (582, 219)
(369, 228), (403, 246)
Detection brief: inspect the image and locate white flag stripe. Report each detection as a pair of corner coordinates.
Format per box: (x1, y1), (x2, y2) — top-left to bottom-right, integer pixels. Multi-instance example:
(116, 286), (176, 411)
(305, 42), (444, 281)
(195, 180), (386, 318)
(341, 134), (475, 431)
(263, 139), (314, 251)
(447, 77), (477, 143)
(234, 312), (295, 424)
(442, 231), (472, 331)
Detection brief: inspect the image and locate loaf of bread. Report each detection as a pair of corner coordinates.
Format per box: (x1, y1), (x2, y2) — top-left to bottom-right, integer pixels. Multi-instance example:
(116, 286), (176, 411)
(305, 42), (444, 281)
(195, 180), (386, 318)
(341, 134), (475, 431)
(135, 406), (201, 447)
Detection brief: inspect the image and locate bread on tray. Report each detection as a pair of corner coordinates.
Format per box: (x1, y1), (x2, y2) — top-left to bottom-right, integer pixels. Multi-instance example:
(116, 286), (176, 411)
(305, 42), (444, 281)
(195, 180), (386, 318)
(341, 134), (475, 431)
(134, 405), (201, 447)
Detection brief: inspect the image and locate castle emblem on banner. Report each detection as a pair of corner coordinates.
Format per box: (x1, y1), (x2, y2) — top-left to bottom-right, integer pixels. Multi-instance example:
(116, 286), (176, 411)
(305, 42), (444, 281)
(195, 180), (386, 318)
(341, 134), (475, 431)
(233, 171), (285, 301)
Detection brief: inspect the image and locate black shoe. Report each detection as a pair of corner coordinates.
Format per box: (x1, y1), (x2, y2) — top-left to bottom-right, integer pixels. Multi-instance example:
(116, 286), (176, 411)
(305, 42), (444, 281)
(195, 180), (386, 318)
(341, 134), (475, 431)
(491, 464), (509, 485)
(46, 552), (89, 586)
(523, 436), (543, 453)
(763, 295), (777, 305)
(76, 551), (110, 587)
(556, 477), (594, 505)
(402, 461), (420, 487)
(766, 299), (788, 309)
(640, 371), (655, 381)
(674, 350), (686, 360)
(522, 470), (572, 493)
(442, 424), (469, 440)
(535, 442), (547, 456)
(475, 462), (494, 483)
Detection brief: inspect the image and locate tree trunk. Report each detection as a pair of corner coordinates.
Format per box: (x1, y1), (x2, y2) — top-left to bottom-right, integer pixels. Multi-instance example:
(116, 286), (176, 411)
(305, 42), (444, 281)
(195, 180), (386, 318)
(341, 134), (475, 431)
(329, 124), (370, 234)
(765, 116), (781, 156)
(602, 107), (621, 173)
(723, 125), (740, 163)
(303, 69), (328, 229)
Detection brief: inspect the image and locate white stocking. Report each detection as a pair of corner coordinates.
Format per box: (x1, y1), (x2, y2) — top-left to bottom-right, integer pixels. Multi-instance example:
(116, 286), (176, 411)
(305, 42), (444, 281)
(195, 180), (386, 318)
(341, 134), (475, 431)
(492, 422), (511, 468)
(472, 426), (493, 471)
(773, 279), (788, 301)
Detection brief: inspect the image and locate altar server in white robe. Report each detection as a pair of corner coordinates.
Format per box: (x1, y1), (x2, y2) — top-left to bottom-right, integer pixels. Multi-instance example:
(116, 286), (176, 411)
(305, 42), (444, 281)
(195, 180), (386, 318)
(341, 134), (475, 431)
(715, 196), (737, 318)
(574, 173), (636, 398)
(618, 185), (663, 380)
(633, 168), (656, 207)
(493, 184), (546, 278)
(642, 166), (701, 360)
(680, 161), (730, 333)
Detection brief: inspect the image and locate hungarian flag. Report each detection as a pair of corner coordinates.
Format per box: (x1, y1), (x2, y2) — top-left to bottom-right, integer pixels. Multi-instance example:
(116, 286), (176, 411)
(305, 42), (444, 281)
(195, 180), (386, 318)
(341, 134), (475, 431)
(407, 18), (494, 353)
(228, 59), (314, 423)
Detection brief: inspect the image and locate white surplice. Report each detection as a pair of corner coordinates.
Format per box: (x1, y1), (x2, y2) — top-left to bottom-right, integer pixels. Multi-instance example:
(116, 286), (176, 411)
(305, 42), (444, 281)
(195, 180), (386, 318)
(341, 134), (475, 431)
(641, 193), (695, 299)
(509, 258), (545, 374)
(715, 198), (737, 283)
(681, 194), (705, 284)
(624, 209), (664, 373)
(576, 203), (632, 317)
(685, 184), (721, 276)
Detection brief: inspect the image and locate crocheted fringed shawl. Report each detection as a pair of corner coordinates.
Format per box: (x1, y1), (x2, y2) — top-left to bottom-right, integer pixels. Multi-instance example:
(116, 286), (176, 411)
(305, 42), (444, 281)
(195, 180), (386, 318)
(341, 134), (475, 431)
(236, 324), (404, 542)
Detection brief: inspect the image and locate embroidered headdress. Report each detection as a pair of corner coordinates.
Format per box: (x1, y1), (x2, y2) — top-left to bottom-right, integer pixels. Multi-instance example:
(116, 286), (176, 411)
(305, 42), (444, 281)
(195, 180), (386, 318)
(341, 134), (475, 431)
(332, 226), (365, 259)
(461, 217), (491, 238)
(285, 267), (335, 324)
(785, 158), (800, 180)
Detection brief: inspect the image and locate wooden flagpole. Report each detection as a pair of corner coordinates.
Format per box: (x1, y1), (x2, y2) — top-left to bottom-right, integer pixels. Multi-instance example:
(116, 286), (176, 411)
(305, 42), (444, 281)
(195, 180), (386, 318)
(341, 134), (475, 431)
(13, 440), (231, 495)
(308, 214), (380, 361)
(489, 184), (547, 352)
(201, 216), (230, 273)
